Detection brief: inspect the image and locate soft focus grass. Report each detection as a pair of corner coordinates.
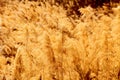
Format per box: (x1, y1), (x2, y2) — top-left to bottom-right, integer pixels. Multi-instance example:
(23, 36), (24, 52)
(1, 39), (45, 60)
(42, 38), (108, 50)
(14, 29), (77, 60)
(0, 1), (120, 80)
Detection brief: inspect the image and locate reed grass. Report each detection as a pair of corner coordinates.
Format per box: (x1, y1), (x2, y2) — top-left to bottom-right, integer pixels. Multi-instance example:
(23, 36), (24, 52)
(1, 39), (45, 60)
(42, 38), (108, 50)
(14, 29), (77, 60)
(0, 0), (120, 80)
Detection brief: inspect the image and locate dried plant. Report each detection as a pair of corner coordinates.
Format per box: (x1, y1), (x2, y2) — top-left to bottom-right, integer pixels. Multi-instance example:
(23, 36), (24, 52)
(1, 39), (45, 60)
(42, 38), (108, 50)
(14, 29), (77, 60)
(0, 0), (120, 80)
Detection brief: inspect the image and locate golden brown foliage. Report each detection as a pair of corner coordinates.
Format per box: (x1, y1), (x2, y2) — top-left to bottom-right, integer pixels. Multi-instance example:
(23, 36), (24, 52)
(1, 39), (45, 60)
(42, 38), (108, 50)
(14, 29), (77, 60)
(0, 1), (120, 80)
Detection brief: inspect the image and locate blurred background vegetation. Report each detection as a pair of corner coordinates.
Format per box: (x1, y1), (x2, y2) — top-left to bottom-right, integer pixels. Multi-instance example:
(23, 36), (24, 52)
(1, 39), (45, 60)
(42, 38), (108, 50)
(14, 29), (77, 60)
(0, 0), (120, 17)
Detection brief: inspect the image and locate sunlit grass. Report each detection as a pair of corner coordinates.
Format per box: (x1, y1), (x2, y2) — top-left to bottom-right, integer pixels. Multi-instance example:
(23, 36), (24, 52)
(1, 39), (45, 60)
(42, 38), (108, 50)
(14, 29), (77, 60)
(0, 1), (120, 80)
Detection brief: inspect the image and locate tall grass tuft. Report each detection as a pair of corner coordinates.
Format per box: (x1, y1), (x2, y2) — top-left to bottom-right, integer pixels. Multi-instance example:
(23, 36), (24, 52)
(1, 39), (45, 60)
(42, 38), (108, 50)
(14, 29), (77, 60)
(0, 0), (120, 80)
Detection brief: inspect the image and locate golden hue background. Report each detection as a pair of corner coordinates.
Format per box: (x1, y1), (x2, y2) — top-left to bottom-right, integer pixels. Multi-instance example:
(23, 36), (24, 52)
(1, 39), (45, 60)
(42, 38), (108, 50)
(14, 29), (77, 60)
(0, 0), (120, 80)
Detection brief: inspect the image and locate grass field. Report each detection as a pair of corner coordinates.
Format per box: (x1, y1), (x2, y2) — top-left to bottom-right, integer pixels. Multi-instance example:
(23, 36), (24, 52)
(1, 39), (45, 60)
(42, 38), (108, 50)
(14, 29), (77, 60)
(0, 0), (120, 80)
